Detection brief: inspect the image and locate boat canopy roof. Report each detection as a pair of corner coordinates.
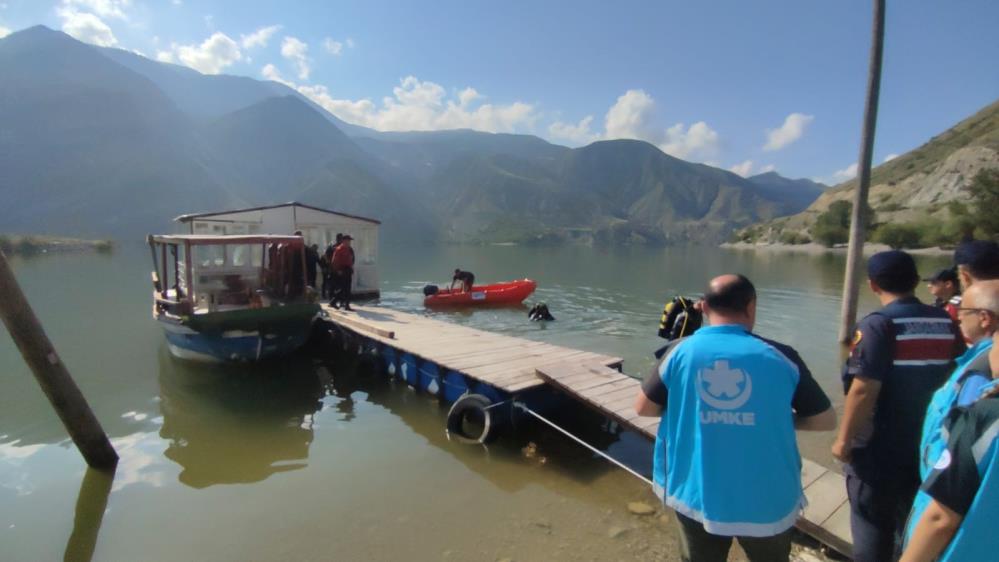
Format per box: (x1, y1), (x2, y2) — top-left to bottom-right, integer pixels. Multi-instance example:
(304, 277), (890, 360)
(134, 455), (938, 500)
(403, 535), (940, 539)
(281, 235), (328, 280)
(147, 234), (305, 246)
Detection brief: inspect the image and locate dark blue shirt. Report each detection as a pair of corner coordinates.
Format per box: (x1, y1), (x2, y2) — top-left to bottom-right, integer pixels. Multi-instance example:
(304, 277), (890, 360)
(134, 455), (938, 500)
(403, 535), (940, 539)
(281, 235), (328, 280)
(842, 296), (962, 483)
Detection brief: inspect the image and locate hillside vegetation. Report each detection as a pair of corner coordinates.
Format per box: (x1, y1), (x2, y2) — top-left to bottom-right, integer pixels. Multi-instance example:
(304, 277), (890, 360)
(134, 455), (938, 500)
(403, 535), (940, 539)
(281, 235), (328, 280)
(737, 98), (999, 247)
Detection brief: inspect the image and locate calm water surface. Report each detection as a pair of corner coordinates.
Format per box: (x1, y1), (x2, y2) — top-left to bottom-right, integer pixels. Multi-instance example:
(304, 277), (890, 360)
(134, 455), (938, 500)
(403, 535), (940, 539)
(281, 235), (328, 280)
(0, 244), (951, 561)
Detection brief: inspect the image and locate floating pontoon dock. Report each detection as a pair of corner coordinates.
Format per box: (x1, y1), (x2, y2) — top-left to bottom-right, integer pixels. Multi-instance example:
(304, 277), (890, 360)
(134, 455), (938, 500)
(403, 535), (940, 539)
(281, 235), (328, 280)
(321, 304), (852, 557)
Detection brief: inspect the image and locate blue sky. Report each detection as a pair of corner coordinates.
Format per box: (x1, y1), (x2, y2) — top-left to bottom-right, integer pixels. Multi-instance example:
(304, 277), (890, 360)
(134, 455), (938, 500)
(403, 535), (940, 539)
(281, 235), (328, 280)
(1, 0), (997, 183)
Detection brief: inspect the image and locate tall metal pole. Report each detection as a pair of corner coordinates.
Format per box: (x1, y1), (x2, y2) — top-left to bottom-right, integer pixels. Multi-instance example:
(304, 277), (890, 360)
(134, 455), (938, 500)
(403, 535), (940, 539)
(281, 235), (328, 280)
(838, 0), (886, 343)
(0, 250), (118, 469)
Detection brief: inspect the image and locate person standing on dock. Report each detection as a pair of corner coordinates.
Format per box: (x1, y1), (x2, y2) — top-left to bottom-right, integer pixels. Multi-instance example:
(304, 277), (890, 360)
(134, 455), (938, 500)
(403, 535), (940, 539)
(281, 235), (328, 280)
(330, 235), (354, 311)
(954, 239), (999, 292)
(899, 334), (999, 562)
(634, 274), (835, 562)
(901, 281), (999, 562)
(918, 280), (998, 484)
(832, 251), (963, 562)
(923, 267), (961, 323)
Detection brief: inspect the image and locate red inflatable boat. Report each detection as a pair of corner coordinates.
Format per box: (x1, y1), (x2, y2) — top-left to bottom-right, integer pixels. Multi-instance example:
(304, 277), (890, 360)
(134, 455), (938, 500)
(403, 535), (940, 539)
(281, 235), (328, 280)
(424, 279), (537, 307)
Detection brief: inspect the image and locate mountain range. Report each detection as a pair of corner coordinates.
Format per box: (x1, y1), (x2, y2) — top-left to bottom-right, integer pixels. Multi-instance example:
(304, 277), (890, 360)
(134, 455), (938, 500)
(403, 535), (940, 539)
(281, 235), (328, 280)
(0, 26), (828, 244)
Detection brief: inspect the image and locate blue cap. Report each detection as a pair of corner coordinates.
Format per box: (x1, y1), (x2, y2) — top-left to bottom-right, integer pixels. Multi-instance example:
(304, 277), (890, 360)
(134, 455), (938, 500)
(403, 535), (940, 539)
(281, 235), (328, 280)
(867, 250), (918, 292)
(955, 240), (999, 270)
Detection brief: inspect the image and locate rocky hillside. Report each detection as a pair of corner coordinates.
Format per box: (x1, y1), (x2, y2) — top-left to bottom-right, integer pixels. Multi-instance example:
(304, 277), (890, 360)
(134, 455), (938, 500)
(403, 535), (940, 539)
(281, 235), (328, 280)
(739, 98), (999, 245)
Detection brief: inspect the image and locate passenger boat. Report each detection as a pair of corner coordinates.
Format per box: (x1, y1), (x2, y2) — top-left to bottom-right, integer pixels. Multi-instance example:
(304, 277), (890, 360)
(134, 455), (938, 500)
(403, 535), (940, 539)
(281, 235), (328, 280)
(424, 279), (537, 307)
(148, 234), (320, 362)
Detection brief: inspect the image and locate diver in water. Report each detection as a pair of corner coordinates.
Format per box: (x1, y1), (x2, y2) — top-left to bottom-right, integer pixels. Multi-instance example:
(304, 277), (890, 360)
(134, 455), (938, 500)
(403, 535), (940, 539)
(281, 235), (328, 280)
(528, 303), (555, 321)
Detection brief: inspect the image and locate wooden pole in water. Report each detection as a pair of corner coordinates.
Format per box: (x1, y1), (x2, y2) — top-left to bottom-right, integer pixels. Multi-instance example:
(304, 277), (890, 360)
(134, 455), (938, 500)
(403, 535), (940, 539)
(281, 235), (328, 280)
(0, 250), (118, 469)
(838, 0), (886, 343)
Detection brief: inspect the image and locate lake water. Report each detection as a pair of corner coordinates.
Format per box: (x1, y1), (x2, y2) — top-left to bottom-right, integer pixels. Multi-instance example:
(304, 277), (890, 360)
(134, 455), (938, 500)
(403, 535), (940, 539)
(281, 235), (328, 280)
(0, 243), (951, 561)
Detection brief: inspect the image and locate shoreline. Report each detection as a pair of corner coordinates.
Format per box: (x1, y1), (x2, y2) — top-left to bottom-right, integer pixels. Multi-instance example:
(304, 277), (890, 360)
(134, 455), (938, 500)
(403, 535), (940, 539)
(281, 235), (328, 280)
(0, 234), (114, 256)
(720, 241), (953, 256)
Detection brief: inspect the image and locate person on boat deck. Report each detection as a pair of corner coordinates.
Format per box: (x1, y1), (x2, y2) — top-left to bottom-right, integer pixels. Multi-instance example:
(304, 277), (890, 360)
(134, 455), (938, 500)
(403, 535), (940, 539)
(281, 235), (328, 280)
(899, 335), (999, 562)
(330, 235), (354, 311)
(924, 267), (961, 323)
(322, 234), (341, 300)
(635, 274), (834, 562)
(305, 243), (320, 290)
(832, 250), (963, 562)
(452, 269), (475, 292)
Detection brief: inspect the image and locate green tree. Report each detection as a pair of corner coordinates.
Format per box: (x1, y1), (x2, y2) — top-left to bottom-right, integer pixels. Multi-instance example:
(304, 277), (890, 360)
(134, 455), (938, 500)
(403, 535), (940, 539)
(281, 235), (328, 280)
(875, 223), (923, 249)
(811, 200), (877, 247)
(969, 168), (999, 238)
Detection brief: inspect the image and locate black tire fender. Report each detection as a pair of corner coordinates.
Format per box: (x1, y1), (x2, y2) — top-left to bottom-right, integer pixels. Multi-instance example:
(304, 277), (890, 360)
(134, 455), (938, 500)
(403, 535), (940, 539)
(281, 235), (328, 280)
(446, 393), (496, 444)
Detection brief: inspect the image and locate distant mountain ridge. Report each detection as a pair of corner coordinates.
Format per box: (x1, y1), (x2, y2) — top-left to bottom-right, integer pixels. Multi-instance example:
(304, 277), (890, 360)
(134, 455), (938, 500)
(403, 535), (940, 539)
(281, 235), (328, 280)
(0, 25), (825, 244)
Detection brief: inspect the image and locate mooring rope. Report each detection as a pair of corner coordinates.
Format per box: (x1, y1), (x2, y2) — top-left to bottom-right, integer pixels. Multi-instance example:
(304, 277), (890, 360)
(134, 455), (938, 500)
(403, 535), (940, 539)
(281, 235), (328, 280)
(513, 402), (653, 487)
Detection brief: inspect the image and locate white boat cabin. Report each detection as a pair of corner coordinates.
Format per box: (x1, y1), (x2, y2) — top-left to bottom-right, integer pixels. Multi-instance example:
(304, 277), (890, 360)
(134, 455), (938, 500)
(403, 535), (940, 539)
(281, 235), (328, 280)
(175, 202), (380, 297)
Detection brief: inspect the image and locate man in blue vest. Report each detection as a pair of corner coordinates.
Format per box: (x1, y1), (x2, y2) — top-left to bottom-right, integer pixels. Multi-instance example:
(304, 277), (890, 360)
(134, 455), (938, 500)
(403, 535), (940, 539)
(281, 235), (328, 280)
(635, 274), (835, 562)
(899, 337), (999, 561)
(919, 280), (998, 484)
(832, 251), (963, 562)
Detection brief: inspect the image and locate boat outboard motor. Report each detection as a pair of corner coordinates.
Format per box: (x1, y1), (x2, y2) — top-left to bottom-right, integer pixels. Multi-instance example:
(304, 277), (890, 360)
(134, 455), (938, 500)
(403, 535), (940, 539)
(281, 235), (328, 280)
(654, 296), (702, 358)
(423, 284), (439, 296)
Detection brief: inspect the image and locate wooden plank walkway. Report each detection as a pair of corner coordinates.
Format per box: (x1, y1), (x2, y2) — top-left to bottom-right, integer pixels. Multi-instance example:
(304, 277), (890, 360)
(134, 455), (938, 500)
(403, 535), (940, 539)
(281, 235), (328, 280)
(321, 304), (850, 557)
(536, 361), (852, 558)
(321, 304), (623, 393)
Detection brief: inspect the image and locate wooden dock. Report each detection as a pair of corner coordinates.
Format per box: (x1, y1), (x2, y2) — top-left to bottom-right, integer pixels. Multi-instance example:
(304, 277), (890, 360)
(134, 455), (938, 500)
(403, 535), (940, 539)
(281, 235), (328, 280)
(536, 361), (852, 557)
(321, 304), (851, 558)
(321, 304), (623, 393)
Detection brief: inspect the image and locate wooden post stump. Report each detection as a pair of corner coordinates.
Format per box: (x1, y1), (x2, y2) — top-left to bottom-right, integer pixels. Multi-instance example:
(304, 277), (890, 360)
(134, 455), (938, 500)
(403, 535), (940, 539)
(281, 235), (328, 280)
(0, 250), (118, 469)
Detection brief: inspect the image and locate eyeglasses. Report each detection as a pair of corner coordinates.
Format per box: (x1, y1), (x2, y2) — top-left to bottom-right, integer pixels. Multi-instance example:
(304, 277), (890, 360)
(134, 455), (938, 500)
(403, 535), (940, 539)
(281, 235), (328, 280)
(957, 307), (996, 317)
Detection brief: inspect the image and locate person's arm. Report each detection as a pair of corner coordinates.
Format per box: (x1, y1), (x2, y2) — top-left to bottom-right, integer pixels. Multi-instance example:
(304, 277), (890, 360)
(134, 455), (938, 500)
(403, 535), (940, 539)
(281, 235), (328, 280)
(899, 499), (963, 562)
(775, 341), (836, 432)
(832, 376), (881, 461)
(634, 392), (663, 417)
(831, 317), (891, 462)
(635, 354), (670, 417)
(900, 404), (984, 562)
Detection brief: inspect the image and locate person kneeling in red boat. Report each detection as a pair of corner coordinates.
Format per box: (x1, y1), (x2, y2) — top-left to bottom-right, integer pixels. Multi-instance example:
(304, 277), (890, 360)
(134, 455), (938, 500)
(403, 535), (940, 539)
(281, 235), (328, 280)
(452, 269), (475, 293)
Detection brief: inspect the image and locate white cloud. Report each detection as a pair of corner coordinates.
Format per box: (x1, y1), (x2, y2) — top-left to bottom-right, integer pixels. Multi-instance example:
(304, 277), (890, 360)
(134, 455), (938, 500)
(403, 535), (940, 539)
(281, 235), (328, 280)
(832, 162), (859, 181)
(264, 71), (538, 133)
(241, 25), (280, 49)
(604, 89), (656, 141)
(57, 8), (117, 46)
(346, 37), (355, 49)
(759, 164), (776, 173)
(0, 25), (9, 39)
(549, 115), (600, 145)
(323, 37), (343, 56)
(883, 153), (898, 163)
(171, 0), (182, 5)
(729, 160), (754, 177)
(763, 112), (814, 151)
(660, 121), (720, 160)
(61, 0), (130, 20)
(599, 89), (720, 161)
(281, 36), (310, 79)
(165, 32), (241, 74)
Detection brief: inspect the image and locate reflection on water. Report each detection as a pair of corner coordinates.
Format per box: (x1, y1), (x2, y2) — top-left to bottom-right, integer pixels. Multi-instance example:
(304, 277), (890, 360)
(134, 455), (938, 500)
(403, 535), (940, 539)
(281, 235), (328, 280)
(64, 467), (114, 562)
(157, 348), (324, 488)
(1, 244), (955, 561)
